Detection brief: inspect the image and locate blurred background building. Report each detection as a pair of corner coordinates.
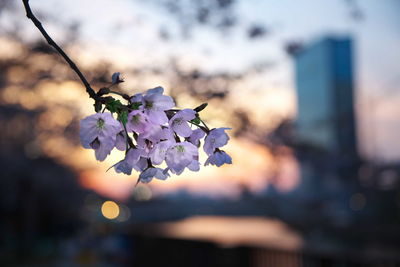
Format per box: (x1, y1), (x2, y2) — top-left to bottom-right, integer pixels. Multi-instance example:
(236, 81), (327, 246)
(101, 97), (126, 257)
(294, 36), (357, 159)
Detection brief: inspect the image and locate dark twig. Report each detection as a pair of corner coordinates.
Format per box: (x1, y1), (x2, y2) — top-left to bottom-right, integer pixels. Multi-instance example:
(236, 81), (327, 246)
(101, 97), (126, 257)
(199, 118), (210, 132)
(22, 0), (98, 101)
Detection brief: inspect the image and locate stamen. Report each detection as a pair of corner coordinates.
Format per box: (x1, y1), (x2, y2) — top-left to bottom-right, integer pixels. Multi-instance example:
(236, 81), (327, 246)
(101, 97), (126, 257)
(96, 118), (105, 129)
(145, 101), (153, 109)
(173, 118), (184, 126)
(131, 115), (140, 123)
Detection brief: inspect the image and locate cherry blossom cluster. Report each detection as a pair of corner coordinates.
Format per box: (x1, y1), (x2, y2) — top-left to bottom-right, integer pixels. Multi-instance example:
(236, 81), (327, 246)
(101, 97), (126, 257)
(79, 73), (232, 183)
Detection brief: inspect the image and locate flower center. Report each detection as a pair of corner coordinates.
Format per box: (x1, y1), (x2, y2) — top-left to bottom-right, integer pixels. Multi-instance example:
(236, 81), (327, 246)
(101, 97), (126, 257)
(96, 118), (105, 129)
(173, 118), (184, 126)
(145, 101), (153, 109)
(176, 145), (185, 153)
(131, 115), (140, 124)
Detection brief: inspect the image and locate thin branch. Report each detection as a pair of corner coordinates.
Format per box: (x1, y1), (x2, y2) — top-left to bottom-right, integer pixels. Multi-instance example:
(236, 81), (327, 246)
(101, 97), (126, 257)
(109, 90), (130, 100)
(199, 118), (210, 132)
(22, 0), (98, 101)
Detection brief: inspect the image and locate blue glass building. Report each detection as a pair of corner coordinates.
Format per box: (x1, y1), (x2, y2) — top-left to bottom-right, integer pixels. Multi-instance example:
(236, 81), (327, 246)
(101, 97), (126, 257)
(294, 37), (358, 158)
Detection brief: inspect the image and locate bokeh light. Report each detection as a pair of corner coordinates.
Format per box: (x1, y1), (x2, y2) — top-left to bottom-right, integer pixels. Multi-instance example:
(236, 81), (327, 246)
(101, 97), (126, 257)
(115, 204), (131, 222)
(101, 200), (120, 219)
(133, 185), (153, 201)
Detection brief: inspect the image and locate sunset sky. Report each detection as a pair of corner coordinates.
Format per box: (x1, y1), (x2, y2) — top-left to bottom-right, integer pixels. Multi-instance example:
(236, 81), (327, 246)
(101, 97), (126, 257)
(4, 0), (399, 199)
(21, 0), (399, 161)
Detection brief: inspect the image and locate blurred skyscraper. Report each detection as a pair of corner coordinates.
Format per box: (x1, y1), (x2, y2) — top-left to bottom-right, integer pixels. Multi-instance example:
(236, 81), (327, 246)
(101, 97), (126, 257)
(294, 37), (358, 159)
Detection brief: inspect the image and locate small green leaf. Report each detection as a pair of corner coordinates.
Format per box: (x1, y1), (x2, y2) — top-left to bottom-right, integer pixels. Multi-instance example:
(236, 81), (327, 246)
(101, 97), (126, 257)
(118, 110), (128, 125)
(190, 117), (201, 125)
(130, 102), (142, 110)
(106, 98), (123, 113)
